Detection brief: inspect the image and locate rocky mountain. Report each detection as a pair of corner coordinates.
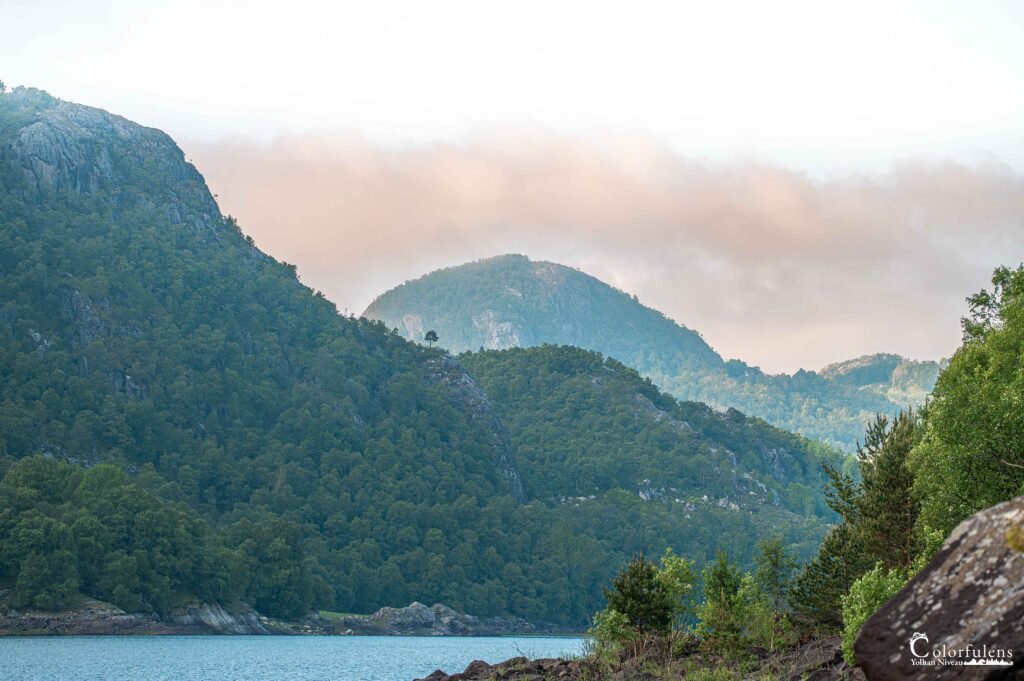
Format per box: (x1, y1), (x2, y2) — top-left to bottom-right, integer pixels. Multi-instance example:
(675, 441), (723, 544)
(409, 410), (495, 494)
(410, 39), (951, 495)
(365, 255), (937, 450)
(819, 353), (945, 409)
(0, 87), (834, 628)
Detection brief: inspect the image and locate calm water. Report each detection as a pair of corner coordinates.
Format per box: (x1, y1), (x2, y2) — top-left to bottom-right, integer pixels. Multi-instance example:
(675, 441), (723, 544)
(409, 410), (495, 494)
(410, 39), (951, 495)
(0, 635), (584, 681)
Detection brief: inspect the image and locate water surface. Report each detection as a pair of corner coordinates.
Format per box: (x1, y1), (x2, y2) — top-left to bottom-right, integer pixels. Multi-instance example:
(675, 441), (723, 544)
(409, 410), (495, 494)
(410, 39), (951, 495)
(0, 635), (584, 681)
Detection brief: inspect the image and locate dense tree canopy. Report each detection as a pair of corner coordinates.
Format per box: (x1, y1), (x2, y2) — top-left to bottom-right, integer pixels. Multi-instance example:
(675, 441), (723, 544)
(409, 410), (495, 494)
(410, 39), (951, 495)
(0, 88), (836, 625)
(911, 265), (1024, 535)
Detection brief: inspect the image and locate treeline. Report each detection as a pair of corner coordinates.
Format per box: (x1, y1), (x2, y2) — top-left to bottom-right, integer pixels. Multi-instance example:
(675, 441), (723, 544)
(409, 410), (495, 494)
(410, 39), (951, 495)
(584, 264), (1024, 671)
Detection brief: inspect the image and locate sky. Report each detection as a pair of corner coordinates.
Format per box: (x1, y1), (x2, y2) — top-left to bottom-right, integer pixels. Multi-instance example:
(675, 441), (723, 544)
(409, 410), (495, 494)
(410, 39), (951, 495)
(5, 0), (1024, 372)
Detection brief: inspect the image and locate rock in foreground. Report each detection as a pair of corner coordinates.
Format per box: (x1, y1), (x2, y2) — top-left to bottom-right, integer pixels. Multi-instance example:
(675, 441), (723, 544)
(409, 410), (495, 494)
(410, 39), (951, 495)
(855, 496), (1024, 680)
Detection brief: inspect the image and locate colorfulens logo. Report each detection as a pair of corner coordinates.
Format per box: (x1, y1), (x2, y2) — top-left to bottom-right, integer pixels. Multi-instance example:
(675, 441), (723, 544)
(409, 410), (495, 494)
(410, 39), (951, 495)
(909, 632), (1014, 667)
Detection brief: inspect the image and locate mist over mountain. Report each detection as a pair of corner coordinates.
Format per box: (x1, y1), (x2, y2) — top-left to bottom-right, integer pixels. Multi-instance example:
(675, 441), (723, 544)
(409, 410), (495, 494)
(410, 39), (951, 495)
(364, 255), (939, 449)
(0, 88), (834, 625)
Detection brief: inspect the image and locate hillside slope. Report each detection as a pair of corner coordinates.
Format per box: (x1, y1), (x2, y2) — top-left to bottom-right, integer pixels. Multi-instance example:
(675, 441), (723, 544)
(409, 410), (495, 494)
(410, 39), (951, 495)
(365, 255), (935, 449)
(0, 88), (832, 626)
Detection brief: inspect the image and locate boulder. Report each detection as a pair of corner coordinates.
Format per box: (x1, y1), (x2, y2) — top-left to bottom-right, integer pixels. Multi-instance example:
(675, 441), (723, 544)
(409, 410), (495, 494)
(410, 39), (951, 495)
(855, 496), (1024, 680)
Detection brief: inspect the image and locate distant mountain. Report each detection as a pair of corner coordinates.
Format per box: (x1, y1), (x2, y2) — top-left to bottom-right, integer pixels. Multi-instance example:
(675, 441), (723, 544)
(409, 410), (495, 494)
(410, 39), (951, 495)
(364, 255), (938, 449)
(819, 353), (946, 409)
(0, 88), (832, 628)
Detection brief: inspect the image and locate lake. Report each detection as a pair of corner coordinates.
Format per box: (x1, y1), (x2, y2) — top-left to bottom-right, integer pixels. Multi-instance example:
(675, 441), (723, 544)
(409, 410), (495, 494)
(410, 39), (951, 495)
(0, 635), (585, 681)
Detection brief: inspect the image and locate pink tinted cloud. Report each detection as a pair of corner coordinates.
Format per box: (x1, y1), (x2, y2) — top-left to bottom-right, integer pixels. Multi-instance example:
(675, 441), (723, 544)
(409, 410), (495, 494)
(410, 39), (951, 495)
(184, 132), (1024, 373)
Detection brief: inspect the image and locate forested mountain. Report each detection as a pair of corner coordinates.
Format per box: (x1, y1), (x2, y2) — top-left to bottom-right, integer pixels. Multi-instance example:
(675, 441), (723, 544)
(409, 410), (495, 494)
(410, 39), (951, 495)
(364, 255), (939, 449)
(0, 87), (834, 626)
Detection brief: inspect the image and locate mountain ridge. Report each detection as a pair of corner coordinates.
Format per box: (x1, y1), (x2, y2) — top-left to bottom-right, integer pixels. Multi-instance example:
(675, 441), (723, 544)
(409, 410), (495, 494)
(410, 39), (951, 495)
(0, 87), (833, 626)
(364, 254), (941, 449)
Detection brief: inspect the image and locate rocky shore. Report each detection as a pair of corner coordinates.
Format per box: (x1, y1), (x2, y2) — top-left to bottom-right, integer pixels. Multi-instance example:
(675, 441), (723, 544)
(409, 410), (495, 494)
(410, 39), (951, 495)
(0, 597), (266, 635)
(415, 637), (864, 681)
(415, 496), (1024, 681)
(0, 596), (557, 637)
(329, 601), (560, 637)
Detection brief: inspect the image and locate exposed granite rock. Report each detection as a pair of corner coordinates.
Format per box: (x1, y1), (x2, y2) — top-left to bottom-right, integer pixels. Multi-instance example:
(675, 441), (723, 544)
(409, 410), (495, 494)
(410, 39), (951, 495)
(424, 356), (527, 504)
(0, 596), (266, 635)
(472, 309), (521, 350)
(855, 496), (1024, 680)
(6, 87), (221, 236)
(166, 602), (267, 634)
(339, 601), (545, 636)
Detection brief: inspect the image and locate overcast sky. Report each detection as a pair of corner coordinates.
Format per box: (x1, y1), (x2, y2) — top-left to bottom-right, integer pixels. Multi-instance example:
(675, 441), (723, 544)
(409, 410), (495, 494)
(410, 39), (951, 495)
(5, 0), (1024, 371)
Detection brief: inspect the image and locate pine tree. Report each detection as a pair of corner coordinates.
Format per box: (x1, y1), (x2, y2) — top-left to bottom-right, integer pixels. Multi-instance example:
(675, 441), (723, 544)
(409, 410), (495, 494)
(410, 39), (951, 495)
(695, 549), (744, 654)
(857, 412), (919, 569)
(753, 535), (797, 612)
(602, 554), (674, 636)
(790, 523), (873, 626)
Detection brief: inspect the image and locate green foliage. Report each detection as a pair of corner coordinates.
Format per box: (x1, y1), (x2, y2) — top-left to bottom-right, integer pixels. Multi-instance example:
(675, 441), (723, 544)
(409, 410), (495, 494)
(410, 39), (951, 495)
(0, 457), (234, 613)
(855, 412), (921, 569)
(0, 90), (835, 625)
(657, 548), (697, 628)
(753, 535), (797, 613)
(584, 608), (633, 660)
(790, 523), (873, 627)
(460, 346), (835, 554)
(911, 265), (1024, 535)
(840, 563), (908, 664)
(792, 410), (920, 625)
(694, 550), (744, 656)
(366, 254), (938, 450)
(602, 555), (674, 636)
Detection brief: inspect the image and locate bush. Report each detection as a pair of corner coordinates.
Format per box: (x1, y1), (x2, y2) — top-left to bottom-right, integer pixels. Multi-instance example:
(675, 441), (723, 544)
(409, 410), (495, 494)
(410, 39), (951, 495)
(840, 563), (907, 664)
(584, 608), (633, 661)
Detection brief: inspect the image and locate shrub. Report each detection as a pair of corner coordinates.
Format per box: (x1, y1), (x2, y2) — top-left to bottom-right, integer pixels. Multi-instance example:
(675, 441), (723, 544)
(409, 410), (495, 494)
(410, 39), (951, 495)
(840, 563), (907, 664)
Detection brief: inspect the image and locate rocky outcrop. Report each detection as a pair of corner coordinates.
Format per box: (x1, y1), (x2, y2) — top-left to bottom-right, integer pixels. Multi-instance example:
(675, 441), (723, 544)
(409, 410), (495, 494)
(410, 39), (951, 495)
(855, 496), (1024, 680)
(0, 597), (266, 635)
(424, 356), (527, 504)
(166, 602), (267, 634)
(416, 657), (579, 681)
(5, 86), (221, 235)
(339, 601), (544, 636)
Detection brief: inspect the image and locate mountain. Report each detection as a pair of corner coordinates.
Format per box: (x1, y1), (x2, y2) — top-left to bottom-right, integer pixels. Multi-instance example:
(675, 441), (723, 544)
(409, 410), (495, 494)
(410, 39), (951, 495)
(0, 87), (833, 627)
(364, 254), (937, 449)
(818, 353), (945, 409)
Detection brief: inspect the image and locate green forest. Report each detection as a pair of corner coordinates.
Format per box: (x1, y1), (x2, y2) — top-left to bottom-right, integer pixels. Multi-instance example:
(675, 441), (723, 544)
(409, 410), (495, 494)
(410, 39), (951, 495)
(0, 88), (834, 626)
(364, 254), (941, 450)
(2, 86), (1020, 655)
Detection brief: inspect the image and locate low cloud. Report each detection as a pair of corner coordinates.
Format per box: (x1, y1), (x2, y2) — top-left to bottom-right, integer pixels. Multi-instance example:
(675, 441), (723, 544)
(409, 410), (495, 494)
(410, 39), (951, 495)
(184, 132), (1024, 373)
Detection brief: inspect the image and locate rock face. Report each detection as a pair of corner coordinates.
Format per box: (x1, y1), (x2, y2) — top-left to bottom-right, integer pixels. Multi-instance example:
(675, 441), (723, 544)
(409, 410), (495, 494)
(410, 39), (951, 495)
(167, 602), (267, 634)
(6, 86), (221, 235)
(339, 602), (543, 636)
(0, 597), (266, 635)
(855, 496), (1024, 680)
(424, 356), (526, 504)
